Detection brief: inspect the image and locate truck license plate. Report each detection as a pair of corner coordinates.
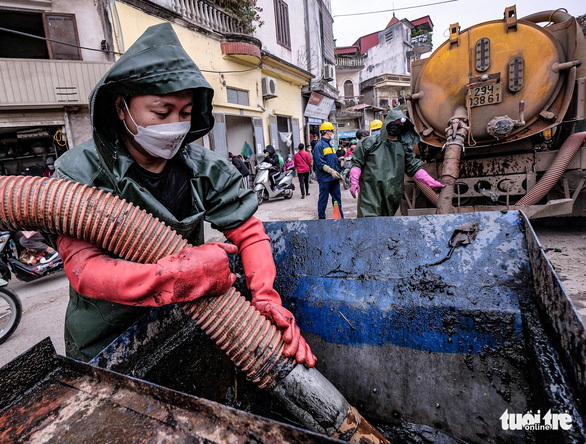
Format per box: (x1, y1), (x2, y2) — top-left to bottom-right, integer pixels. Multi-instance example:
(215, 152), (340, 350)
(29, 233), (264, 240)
(468, 83), (502, 107)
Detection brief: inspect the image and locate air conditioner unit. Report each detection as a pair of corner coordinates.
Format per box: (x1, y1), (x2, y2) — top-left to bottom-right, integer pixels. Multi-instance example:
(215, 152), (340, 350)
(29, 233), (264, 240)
(261, 76), (278, 99)
(323, 64), (335, 81)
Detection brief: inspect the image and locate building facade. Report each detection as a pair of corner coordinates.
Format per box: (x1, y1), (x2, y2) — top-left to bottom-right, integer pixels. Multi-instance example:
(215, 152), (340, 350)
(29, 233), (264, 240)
(0, 0), (339, 174)
(334, 14), (433, 136)
(0, 0), (114, 175)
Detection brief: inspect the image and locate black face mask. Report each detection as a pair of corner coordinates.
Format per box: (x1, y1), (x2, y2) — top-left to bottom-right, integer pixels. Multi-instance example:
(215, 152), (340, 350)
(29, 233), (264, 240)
(387, 123), (403, 136)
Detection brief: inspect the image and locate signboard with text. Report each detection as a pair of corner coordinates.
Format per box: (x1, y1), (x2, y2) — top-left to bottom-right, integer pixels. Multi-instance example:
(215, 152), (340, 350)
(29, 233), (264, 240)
(304, 92), (334, 120)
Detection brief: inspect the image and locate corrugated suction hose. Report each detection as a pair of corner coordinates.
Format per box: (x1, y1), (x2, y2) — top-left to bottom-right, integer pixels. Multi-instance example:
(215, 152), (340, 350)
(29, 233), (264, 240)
(0, 175), (389, 444)
(518, 132), (586, 206)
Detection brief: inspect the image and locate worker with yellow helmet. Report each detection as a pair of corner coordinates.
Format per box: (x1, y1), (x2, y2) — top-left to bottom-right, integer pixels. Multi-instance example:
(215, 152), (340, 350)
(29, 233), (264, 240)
(370, 119), (383, 135)
(313, 121), (344, 219)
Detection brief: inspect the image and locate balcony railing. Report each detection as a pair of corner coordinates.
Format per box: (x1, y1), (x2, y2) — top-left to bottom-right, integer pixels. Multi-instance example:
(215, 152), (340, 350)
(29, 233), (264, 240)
(410, 33), (432, 55)
(169, 0), (247, 34)
(0, 58), (113, 107)
(335, 56), (366, 69)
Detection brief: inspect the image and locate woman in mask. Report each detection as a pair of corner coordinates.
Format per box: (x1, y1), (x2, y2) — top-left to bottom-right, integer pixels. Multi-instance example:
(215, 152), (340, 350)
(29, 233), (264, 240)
(43, 156), (55, 178)
(349, 109), (444, 217)
(51, 23), (316, 368)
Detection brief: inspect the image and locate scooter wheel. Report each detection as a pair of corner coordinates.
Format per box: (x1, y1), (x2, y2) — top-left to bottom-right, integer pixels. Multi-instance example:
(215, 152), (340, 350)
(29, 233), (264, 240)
(344, 176), (351, 190)
(0, 286), (22, 344)
(256, 191), (264, 206)
(283, 190), (293, 199)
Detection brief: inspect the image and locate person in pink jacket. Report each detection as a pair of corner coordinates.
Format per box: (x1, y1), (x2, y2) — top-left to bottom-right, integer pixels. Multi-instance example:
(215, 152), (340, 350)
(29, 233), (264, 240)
(294, 143), (312, 199)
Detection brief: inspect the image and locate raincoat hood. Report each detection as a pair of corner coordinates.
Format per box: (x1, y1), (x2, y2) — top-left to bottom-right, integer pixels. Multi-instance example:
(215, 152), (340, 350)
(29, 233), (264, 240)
(264, 145), (276, 156)
(90, 23), (214, 169)
(380, 108), (419, 146)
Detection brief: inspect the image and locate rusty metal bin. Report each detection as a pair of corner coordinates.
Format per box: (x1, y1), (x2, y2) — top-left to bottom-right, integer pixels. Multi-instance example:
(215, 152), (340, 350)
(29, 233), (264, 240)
(89, 210), (585, 443)
(2, 211), (584, 443)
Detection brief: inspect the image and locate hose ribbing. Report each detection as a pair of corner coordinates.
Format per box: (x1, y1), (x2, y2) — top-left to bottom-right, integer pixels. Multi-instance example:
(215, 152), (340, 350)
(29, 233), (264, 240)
(0, 176), (291, 388)
(0, 175), (389, 443)
(414, 179), (439, 207)
(517, 132), (586, 206)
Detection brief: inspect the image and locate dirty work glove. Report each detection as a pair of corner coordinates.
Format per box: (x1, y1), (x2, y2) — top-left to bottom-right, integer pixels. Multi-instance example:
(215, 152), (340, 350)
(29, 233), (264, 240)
(414, 169), (445, 190)
(350, 167), (361, 198)
(225, 217), (316, 368)
(57, 236), (237, 306)
(323, 164), (342, 180)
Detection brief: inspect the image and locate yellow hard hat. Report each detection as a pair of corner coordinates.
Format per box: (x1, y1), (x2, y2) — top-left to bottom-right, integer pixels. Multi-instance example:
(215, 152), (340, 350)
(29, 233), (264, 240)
(320, 121), (334, 131)
(370, 120), (383, 131)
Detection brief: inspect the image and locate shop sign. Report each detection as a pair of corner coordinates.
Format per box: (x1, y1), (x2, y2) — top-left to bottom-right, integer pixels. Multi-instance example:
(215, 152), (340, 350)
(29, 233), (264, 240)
(304, 92), (335, 120)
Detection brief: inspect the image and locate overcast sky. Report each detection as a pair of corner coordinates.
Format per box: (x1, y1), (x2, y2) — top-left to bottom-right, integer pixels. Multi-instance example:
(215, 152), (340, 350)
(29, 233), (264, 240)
(331, 0), (586, 49)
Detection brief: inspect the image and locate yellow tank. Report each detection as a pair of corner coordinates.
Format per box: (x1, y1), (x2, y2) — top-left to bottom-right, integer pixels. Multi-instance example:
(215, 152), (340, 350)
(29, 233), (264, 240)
(409, 7), (581, 147)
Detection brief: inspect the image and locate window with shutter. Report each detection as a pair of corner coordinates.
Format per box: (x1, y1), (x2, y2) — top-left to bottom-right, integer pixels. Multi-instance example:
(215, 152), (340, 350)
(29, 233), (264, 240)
(273, 0), (291, 49)
(344, 80), (354, 99)
(43, 13), (81, 60)
(319, 5), (335, 65)
(0, 10), (81, 60)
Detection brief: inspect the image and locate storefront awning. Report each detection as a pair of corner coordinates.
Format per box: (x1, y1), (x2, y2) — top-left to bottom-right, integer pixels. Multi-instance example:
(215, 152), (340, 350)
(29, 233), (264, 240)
(0, 111), (64, 128)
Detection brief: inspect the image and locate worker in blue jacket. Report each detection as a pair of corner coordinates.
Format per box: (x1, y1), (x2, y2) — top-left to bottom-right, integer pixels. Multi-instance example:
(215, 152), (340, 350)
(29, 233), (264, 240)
(313, 121), (344, 219)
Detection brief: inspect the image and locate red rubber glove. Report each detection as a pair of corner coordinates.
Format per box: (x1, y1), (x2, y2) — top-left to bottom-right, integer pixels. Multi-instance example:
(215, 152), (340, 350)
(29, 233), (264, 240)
(225, 217), (317, 368)
(57, 235), (237, 306)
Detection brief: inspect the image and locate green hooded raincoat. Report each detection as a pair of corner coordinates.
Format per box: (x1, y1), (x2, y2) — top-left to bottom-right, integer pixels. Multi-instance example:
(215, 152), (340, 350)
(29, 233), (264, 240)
(351, 109), (422, 217)
(53, 23), (257, 361)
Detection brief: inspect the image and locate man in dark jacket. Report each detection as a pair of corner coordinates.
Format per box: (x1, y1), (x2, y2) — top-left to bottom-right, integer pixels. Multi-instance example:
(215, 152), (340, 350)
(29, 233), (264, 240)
(313, 122), (343, 219)
(52, 23), (315, 367)
(262, 145), (280, 190)
(229, 153), (250, 188)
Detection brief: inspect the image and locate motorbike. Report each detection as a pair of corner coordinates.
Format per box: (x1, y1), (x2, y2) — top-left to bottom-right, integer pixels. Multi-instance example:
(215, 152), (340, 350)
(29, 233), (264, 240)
(0, 231), (64, 283)
(0, 280), (21, 344)
(254, 162), (295, 205)
(341, 154), (352, 190)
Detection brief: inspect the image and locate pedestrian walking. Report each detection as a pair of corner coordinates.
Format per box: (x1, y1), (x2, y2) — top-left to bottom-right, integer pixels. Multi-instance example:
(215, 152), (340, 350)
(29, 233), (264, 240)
(313, 122), (343, 219)
(229, 153), (250, 189)
(294, 143), (312, 199)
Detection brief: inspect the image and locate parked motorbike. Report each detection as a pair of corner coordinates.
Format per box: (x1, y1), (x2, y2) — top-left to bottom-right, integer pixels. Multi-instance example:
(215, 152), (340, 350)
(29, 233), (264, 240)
(254, 162), (295, 205)
(0, 231), (63, 283)
(0, 281), (21, 344)
(342, 154), (352, 190)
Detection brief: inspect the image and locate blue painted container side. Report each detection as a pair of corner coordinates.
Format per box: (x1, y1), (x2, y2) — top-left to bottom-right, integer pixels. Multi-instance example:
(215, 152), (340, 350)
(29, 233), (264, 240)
(262, 211), (583, 442)
(265, 211), (530, 355)
(92, 210), (585, 443)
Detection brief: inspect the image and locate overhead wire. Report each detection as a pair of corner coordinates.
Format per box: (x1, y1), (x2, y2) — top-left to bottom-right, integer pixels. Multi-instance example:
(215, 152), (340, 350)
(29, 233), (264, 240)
(0, 26), (265, 75)
(332, 0), (458, 18)
(0, 26), (123, 55)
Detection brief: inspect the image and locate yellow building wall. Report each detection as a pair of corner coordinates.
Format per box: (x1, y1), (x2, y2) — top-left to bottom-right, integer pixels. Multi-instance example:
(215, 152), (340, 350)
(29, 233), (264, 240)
(113, 2), (305, 147)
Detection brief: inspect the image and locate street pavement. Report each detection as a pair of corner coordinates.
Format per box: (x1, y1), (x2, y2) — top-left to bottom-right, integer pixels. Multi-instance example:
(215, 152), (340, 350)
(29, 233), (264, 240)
(206, 177), (357, 241)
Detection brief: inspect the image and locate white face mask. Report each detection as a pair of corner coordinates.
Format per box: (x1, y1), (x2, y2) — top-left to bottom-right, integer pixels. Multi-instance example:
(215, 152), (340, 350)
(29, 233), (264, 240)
(122, 100), (191, 159)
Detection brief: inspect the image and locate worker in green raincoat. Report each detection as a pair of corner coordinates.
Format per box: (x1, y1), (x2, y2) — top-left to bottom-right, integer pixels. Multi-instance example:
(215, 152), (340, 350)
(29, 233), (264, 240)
(51, 23), (315, 367)
(349, 109), (444, 217)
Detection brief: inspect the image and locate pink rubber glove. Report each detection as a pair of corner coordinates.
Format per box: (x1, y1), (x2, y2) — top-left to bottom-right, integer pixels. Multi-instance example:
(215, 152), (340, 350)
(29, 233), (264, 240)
(350, 167), (361, 198)
(414, 169), (445, 190)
